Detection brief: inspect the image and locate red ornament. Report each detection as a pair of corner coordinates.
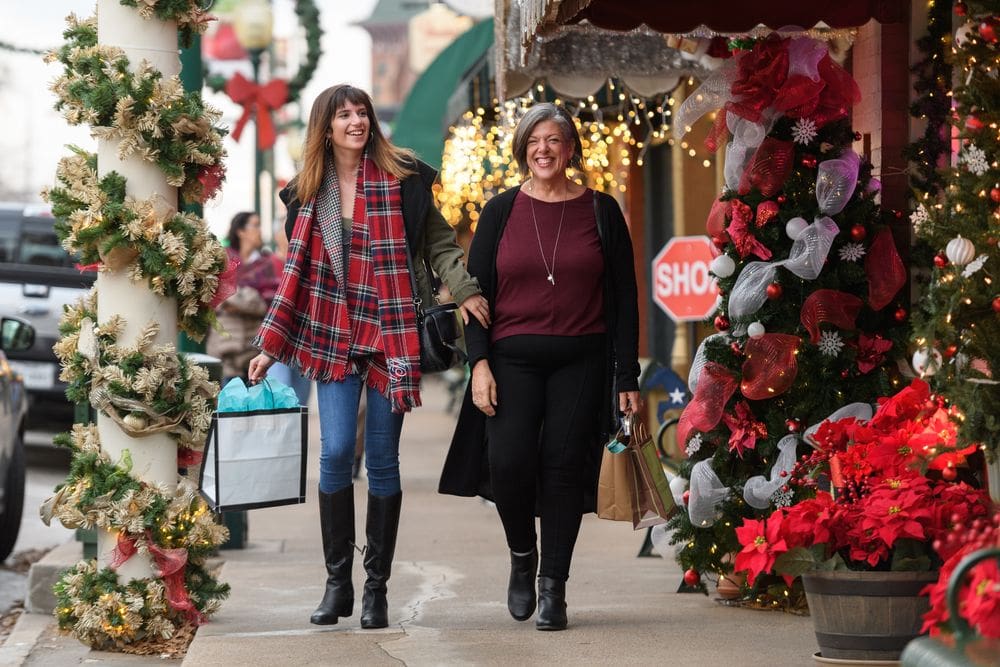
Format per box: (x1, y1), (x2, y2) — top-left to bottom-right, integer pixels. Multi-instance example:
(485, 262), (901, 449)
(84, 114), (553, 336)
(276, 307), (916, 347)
(730, 341), (743, 356)
(840, 369), (850, 379)
(712, 234), (729, 250)
(942, 466), (957, 481)
(714, 315), (731, 331)
(683, 568), (701, 587)
(894, 210), (904, 219)
(853, 131), (863, 142)
(966, 115), (984, 132)
(786, 419), (801, 433)
(934, 254), (948, 268)
(980, 21), (998, 44)
(944, 344), (959, 358)
(776, 194), (787, 204)
(955, 1), (967, 16)
(990, 187), (1000, 203)
(992, 297), (1000, 312)
(801, 154), (818, 169)
(682, 490), (691, 505)
(766, 283), (783, 300)
(850, 224), (867, 242)
(894, 307), (908, 323)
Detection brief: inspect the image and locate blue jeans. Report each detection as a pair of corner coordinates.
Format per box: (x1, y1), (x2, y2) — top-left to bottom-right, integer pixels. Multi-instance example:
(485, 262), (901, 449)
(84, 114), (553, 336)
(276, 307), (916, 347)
(267, 361), (313, 407)
(316, 375), (404, 497)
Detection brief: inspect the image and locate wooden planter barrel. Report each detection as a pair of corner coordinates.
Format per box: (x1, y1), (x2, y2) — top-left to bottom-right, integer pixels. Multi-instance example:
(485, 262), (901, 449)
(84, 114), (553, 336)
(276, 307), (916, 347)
(802, 570), (939, 662)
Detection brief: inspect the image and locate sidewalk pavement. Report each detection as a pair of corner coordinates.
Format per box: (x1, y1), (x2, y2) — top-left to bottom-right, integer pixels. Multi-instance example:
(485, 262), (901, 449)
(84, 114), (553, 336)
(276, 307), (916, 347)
(1, 378), (818, 666)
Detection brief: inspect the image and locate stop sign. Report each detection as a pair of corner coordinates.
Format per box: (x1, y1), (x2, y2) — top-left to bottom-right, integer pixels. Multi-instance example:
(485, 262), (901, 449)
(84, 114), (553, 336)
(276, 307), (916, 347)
(652, 236), (720, 322)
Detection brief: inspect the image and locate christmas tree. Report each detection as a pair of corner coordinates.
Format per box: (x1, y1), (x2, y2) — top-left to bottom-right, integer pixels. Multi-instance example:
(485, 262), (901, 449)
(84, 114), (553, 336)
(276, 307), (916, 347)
(666, 34), (907, 588)
(911, 0), (1000, 463)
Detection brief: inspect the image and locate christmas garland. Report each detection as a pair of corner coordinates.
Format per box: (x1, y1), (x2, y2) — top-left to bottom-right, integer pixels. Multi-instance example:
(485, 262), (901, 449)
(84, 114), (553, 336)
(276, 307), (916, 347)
(44, 425), (229, 650)
(53, 291), (216, 456)
(45, 15), (227, 206)
(203, 0), (323, 104)
(117, 0), (212, 48)
(43, 149), (228, 341)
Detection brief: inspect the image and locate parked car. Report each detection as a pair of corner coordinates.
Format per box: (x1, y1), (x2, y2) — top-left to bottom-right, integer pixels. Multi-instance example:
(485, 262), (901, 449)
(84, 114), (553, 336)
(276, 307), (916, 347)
(0, 316), (35, 561)
(0, 203), (95, 426)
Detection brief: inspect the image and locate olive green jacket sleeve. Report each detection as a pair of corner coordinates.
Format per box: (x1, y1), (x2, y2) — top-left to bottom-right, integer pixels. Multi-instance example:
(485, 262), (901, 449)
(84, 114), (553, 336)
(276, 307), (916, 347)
(416, 205), (480, 306)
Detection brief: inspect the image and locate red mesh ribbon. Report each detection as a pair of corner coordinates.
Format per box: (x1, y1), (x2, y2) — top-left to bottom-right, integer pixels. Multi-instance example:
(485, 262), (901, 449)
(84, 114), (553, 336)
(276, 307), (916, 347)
(738, 137), (795, 198)
(728, 36), (790, 123)
(704, 110), (731, 153)
(800, 289), (863, 343)
(108, 532), (204, 623)
(677, 362), (738, 448)
(177, 446), (204, 468)
(864, 230), (906, 311)
(812, 55), (862, 127)
(225, 72), (289, 150)
(740, 333), (800, 400)
(706, 197), (731, 238)
(209, 251), (241, 308)
(728, 200), (772, 260)
(75, 262), (101, 272)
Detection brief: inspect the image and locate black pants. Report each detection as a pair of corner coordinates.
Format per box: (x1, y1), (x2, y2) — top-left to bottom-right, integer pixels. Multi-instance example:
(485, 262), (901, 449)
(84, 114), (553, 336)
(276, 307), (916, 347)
(487, 334), (606, 582)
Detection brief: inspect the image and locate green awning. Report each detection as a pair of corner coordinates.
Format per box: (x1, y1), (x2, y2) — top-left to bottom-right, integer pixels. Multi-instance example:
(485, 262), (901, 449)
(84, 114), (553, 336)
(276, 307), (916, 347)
(391, 18), (494, 170)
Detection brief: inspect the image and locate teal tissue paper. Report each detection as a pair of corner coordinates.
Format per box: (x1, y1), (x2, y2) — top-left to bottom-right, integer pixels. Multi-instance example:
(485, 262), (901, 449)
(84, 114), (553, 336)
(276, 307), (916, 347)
(217, 377), (300, 412)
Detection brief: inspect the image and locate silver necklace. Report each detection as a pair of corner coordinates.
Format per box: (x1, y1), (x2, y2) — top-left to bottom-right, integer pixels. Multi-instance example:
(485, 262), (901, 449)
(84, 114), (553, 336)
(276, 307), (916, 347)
(527, 184), (567, 286)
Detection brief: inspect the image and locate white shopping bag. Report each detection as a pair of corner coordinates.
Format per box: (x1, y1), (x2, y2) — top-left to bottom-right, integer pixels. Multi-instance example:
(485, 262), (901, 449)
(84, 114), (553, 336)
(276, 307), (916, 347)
(199, 407), (308, 512)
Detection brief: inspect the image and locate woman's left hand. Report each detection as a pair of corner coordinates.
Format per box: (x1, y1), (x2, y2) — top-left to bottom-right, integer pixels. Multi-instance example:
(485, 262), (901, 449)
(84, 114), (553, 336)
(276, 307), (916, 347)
(619, 391), (642, 416)
(459, 294), (490, 328)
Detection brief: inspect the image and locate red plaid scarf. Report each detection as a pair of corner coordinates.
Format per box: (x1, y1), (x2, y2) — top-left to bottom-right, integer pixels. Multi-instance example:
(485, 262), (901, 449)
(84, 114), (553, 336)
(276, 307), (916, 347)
(253, 153), (421, 412)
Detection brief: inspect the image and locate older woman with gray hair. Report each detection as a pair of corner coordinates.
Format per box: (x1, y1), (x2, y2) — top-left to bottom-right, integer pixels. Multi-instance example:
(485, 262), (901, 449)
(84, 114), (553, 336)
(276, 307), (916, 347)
(440, 102), (640, 630)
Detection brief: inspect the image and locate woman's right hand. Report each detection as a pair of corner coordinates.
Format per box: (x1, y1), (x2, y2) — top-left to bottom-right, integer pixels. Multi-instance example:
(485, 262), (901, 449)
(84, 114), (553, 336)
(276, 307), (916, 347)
(471, 359), (497, 417)
(247, 353), (275, 384)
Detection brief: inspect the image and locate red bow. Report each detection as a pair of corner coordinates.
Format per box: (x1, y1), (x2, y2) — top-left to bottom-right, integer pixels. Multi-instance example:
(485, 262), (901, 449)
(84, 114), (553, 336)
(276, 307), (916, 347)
(110, 531), (205, 624)
(225, 72), (288, 150)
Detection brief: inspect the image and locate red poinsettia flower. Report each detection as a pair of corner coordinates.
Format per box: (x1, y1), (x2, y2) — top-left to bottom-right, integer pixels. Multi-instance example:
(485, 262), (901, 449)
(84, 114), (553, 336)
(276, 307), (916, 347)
(853, 333), (894, 374)
(722, 400), (768, 458)
(734, 515), (788, 587)
(781, 493), (835, 549)
(857, 485), (932, 560)
(964, 559), (1000, 638)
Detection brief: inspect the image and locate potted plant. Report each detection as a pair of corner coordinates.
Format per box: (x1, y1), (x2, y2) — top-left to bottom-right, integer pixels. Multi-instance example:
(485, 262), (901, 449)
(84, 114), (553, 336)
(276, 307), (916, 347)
(732, 379), (993, 663)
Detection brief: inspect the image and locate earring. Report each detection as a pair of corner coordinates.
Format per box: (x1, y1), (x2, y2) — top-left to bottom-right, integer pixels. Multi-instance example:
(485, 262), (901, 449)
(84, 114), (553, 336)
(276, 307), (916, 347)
(324, 137), (331, 150)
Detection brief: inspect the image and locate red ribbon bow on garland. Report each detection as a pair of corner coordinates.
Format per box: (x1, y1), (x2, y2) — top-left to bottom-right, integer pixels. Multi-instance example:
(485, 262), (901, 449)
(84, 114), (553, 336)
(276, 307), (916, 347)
(225, 72), (289, 150)
(110, 531), (205, 624)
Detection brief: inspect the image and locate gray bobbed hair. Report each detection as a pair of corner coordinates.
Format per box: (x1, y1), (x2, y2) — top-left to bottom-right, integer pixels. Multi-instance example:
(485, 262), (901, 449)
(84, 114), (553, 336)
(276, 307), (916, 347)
(512, 103), (584, 177)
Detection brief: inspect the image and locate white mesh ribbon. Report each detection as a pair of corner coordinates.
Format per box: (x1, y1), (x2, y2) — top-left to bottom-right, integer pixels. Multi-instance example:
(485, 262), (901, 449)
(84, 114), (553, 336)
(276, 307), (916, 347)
(782, 216), (840, 279)
(787, 36), (827, 80)
(688, 332), (730, 392)
(725, 141), (756, 192)
(816, 150), (860, 216)
(803, 402), (874, 446)
(723, 112), (772, 191)
(667, 468), (687, 508)
(688, 459), (730, 527)
(742, 434), (799, 509)
(673, 58), (739, 139)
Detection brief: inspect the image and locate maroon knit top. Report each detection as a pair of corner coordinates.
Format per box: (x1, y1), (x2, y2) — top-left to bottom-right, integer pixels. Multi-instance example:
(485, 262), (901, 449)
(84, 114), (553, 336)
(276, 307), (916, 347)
(491, 188), (606, 343)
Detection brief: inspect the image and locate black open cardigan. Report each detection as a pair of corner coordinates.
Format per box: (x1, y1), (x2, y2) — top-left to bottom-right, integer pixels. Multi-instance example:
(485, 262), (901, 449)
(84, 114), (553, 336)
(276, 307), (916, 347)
(438, 185), (640, 507)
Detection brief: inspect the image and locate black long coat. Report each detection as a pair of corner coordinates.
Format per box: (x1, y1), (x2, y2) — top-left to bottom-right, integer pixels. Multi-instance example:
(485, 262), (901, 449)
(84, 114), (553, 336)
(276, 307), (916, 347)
(437, 185), (640, 510)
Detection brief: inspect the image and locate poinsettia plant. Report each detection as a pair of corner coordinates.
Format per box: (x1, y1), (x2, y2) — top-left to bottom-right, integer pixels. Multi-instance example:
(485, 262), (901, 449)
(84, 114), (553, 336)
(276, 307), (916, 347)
(733, 379), (992, 587)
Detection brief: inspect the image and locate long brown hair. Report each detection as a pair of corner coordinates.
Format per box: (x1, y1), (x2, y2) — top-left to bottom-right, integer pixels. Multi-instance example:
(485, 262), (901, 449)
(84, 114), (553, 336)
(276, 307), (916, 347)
(291, 85), (416, 203)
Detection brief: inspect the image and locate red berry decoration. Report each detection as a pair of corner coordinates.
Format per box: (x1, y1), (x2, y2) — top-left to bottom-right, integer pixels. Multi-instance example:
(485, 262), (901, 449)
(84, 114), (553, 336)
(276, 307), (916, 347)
(776, 194), (787, 204)
(991, 187), (1000, 203)
(993, 297), (1000, 313)
(801, 154), (817, 169)
(683, 568), (701, 586)
(730, 341), (743, 356)
(682, 490), (691, 505)
(934, 254), (948, 268)
(786, 419), (801, 433)
(944, 344), (958, 358)
(840, 369), (850, 379)
(714, 315), (730, 331)
(850, 224), (867, 242)
(955, 1), (967, 15)
(942, 466), (957, 481)
(894, 307), (907, 323)
(766, 283), (783, 300)
(966, 115), (984, 132)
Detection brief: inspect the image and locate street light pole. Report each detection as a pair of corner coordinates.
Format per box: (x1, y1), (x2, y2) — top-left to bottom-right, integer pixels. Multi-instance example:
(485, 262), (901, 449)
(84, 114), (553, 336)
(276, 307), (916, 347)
(233, 0), (274, 219)
(249, 47), (264, 216)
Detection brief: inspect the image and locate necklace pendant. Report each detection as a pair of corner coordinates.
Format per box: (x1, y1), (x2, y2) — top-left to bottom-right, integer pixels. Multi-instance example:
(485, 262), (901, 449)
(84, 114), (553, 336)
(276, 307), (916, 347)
(547, 274), (555, 285)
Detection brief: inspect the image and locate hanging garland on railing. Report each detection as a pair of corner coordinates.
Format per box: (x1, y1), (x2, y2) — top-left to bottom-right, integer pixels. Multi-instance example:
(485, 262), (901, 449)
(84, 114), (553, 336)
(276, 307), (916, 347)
(43, 425), (229, 650)
(904, 0), (953, 196)
(45, 15), (227, 205)
(43, 149), (229, 341)
(203, 0), (322, 105)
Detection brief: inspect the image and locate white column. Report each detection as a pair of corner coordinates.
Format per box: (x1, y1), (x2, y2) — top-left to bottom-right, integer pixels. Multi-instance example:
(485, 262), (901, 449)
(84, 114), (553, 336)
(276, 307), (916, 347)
(95, 0), (180, 582)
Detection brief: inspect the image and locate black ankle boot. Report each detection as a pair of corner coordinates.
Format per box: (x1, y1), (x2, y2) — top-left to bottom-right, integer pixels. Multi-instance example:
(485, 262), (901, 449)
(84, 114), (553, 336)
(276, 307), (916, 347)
(360, 491), (402, 629)
(535, 576), (567, 631)
(311, 486), (355, 625)
(507, 550), (538, 621)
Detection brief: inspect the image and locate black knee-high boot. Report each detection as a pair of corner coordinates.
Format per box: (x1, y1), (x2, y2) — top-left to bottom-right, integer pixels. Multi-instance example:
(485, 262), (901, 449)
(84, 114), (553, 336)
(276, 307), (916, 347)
(310, 486), (355, 625)
(360, 491), (402, 629)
